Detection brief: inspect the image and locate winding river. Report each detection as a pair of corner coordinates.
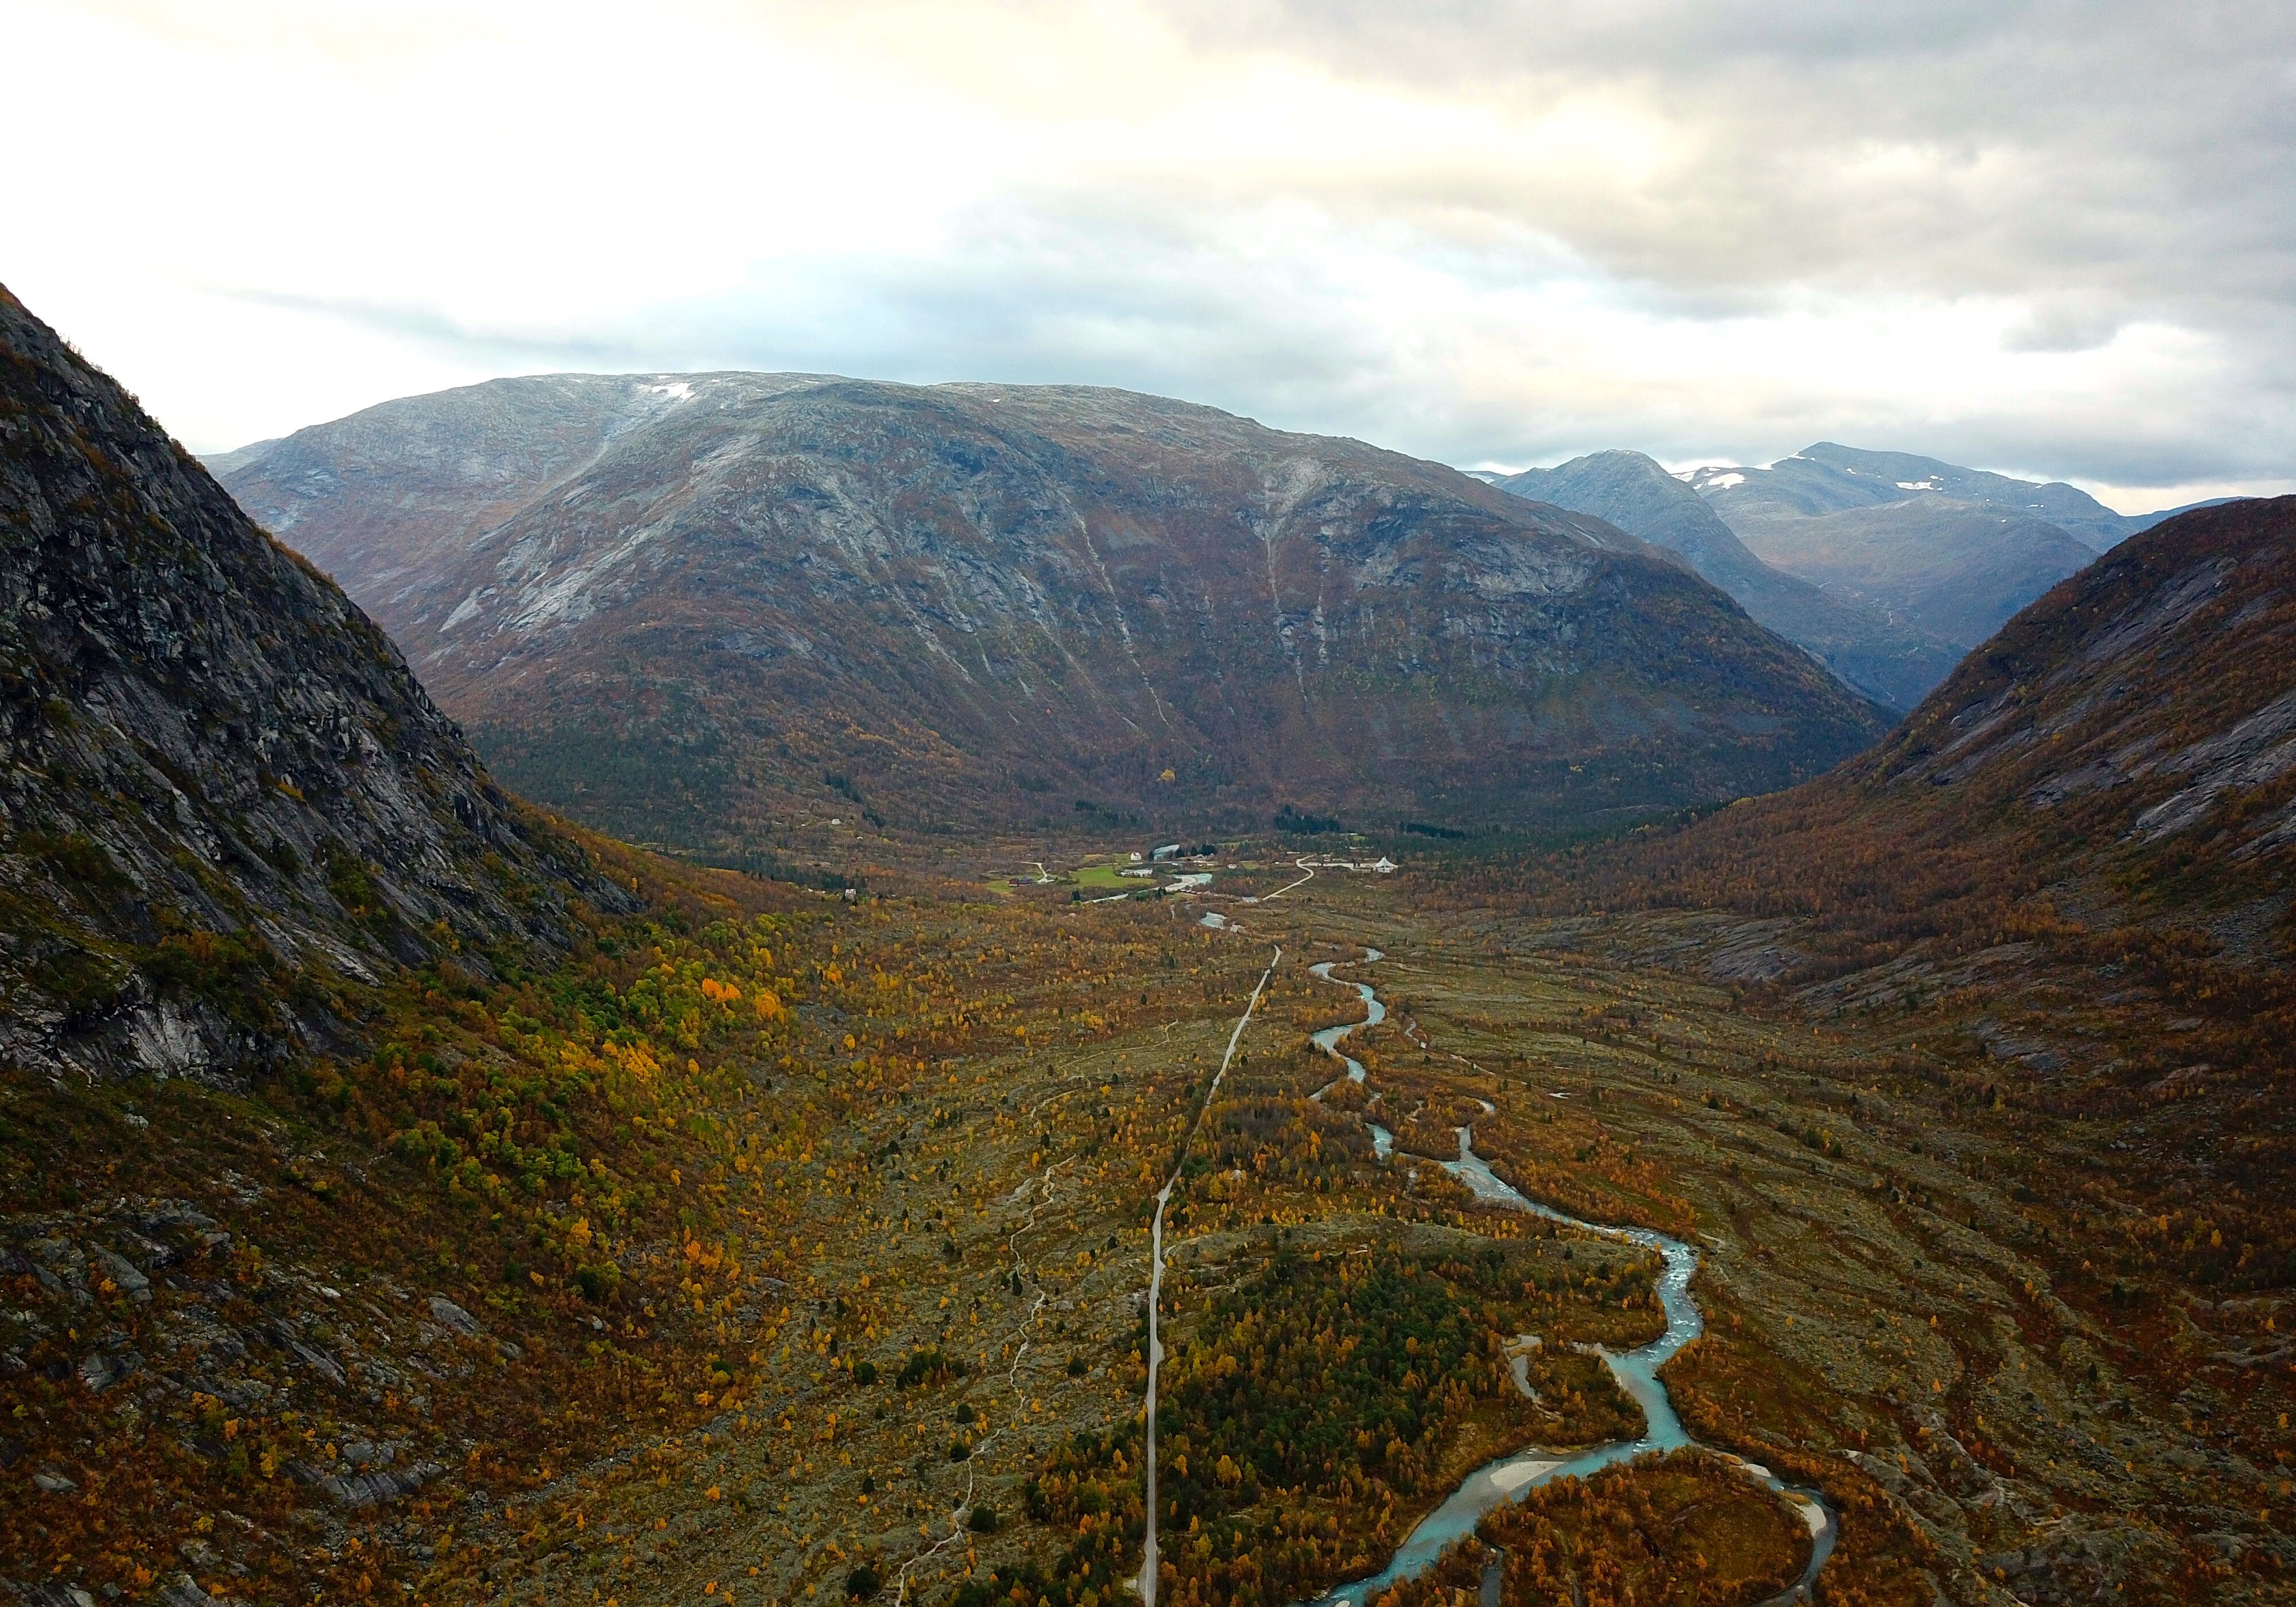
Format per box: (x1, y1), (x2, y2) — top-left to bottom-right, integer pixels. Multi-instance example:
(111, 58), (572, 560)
(1294, 951), (1838, 1607)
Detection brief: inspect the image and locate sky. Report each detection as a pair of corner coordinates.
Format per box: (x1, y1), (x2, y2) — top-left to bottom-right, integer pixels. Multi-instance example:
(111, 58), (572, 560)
(6, 0), (2293, 511)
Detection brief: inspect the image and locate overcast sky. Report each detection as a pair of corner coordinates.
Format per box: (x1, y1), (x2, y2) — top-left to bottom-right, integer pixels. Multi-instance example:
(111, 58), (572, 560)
(7, 0), (2292, 509)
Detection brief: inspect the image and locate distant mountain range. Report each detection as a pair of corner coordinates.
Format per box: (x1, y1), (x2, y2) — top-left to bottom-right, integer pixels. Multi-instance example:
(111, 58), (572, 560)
(1685, 441), (2162, 552)
(1484, 452), (1963, 711)
(215, 376), (1887, 846)
(1489, 441), (2214, 708)
(1685, 442), (2151, 651)
(0, 286), (611, 1080)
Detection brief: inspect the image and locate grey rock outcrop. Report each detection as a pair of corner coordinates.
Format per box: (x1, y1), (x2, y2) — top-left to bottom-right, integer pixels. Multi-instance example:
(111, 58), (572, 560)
(425, 1295), (483, 1336)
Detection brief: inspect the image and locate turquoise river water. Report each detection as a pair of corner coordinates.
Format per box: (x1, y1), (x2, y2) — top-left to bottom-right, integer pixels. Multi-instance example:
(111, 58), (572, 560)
(1295, 952), (1837, 1607)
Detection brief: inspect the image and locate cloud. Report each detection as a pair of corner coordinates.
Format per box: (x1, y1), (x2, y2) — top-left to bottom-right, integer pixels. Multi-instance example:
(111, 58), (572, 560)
(2, 0), (2290, 507)
(2001, 297), (2127, 356)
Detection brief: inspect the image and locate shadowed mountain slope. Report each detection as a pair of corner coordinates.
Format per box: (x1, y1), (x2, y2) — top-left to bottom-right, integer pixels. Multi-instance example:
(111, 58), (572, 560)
(221, 379), (1888, 845)
(0, 285), (618, 1081)
(1718, 500), (2100, 649)
(1491, 450), (1963, 710)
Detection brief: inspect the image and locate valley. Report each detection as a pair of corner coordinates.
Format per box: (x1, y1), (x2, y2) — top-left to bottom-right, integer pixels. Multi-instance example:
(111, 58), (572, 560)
(32, 860), (2263, 1607)
(2, 281), (2291, 1607)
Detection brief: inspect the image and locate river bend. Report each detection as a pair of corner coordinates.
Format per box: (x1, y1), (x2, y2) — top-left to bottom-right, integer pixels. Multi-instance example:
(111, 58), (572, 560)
(1294, 950), (1837, 1607)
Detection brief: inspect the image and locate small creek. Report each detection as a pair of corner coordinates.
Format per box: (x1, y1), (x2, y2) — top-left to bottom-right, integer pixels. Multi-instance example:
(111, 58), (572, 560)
(1295, 951), (1838, 1607)
(1307, 953), (1393, 1159)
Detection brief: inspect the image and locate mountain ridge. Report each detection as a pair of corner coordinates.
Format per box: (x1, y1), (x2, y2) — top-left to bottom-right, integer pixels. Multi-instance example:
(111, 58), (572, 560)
(219, 375), (1890, 847)
(1670, 442), (2128, 650)
(1688, 441), (2155, 551)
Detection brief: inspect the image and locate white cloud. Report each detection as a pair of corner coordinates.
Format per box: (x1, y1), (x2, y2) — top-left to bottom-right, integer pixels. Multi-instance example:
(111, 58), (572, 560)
(3, 0), (2290, 509)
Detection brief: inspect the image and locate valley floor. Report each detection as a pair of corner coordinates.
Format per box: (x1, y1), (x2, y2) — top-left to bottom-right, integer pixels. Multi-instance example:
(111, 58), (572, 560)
(433, 872), (2296, 1607)
(5, 860), (2290, 1606)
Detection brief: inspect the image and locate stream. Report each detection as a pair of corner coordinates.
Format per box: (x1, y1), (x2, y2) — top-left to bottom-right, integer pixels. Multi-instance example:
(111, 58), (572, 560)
(1306, 953), (1393, 1159)
(1294, 950), (1839, 1607)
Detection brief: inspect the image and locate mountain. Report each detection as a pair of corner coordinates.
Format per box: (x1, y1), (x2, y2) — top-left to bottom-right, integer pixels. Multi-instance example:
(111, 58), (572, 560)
(1547, 494), (2295, 962)
(0, 284), (614, 1081)
(1713, 500), (2100, 649)
(218, 378), (1888, 845)
(1688, 441), (2150, 552)
(1488, 451), (1963, 710)
(1683, 442), (2122, 648)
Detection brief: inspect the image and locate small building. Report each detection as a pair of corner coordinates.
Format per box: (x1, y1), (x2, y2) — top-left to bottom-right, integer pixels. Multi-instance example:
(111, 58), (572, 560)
(1150, 843), (1182, 861)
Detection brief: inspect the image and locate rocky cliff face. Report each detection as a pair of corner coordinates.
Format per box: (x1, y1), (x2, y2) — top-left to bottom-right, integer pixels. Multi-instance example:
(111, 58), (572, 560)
(222, 378), (1887, 844)
(0, 286), (618, 1084)
(1491, 450), (1963, 710)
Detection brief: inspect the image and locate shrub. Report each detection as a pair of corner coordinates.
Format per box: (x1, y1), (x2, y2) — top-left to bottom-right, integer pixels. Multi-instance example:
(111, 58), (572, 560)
(23, 831), (125, 890)
(325, 851), (387, 924)
(897, 1348), (961, 1388)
